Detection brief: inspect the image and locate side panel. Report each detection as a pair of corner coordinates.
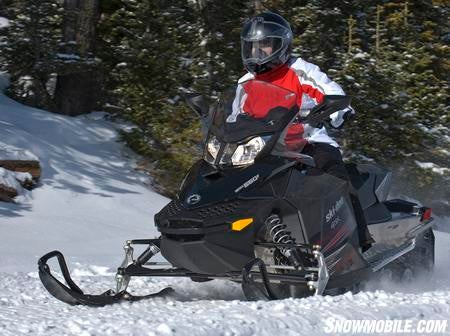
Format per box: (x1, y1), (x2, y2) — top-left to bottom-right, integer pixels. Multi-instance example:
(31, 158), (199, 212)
(283, 168), (366, 275)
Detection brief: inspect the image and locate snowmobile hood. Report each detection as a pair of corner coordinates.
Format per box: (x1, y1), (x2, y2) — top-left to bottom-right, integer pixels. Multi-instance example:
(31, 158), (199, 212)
(178, 157), (285, 208)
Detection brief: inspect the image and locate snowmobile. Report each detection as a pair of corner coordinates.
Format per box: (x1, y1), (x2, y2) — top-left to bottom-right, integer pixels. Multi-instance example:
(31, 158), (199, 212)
(38, 80), (435, 306)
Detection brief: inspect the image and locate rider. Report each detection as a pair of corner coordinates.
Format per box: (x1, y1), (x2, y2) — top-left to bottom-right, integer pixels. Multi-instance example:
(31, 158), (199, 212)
(237, 11), (373, 251)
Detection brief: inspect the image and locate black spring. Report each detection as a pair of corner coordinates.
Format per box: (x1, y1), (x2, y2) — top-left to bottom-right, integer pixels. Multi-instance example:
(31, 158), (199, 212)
(266, 214), (294, 246)
(265, 214), (305, 268)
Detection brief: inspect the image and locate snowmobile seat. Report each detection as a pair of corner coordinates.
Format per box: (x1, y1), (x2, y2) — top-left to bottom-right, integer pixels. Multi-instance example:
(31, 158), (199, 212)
(364, 202), (393, 224)
(345, 163), (393, 224)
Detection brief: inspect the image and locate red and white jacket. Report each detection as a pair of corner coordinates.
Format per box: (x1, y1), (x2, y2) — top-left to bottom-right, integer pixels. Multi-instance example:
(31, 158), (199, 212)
(233, 57), (348, 148)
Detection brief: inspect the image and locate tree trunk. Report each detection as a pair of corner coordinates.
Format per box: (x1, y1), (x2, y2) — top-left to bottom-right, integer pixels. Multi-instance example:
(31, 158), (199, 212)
(54, 0), (100, 116)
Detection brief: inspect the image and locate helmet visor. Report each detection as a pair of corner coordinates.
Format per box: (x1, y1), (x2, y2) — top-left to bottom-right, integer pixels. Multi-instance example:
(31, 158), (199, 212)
(242, 37), (283, 64)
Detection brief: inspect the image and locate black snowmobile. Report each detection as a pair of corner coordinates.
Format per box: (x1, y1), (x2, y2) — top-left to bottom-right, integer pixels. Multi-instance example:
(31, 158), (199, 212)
(38, 80), (435, 306)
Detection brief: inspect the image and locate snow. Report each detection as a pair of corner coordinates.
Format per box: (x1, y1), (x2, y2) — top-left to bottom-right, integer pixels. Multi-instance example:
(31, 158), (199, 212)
(348, 153), (375, 162)
(353, 52), (367, 59)
(0, 168), (31, 201)
(0, 16), (9, 29)
(0, 143), (39, 161)
(415, 160), (450, 175)
(0, 71), (449, 335)
(0, 71), (168, 272)
(418, 123), (450, 135)
(438, 148), (450, 156)
(1, 247), (450, 335)
(56, 53), (82, 60)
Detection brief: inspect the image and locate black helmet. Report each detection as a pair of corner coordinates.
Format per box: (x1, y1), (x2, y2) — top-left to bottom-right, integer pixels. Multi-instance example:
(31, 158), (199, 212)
(241, 12), (293, 74)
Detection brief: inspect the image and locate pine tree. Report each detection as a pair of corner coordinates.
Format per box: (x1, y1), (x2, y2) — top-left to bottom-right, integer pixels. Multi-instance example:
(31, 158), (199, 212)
(2, 0), (447, 207)
(191, 0), (248, 95)
(3, 0), (64, 109)
(2, 0), (102, 115)
(98, 0), (204, 194)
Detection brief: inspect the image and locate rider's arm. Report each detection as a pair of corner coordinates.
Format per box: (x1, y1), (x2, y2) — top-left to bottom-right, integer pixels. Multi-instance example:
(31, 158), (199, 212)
(290, 58), (353, 128)
(228, 73), (254, 123)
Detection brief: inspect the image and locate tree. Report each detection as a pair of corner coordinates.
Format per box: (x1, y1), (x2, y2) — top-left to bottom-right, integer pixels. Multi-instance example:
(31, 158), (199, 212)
(3, 0), (63, 109)
(97, 0), (205, 194)
(53, 0), (101, 116)
(2, 0), (102, 115)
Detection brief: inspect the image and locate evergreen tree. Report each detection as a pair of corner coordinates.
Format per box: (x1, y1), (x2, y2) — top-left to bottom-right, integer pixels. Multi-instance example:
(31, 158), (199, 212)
(3, 0), (63, 109)
(1, 0), (447, 210)
(2, 0), (102, 115)
(190, 0), (248, 95)
(98, 0), (204, 194)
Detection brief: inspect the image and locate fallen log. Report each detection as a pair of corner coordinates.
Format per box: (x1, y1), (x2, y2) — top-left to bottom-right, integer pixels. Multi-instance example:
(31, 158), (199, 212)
(0, 183), (18, 202)
(0, 160), (41, 180)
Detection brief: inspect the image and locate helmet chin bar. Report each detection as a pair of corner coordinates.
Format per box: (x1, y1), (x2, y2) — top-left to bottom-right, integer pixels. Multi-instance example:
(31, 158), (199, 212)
(244, 58), (284, 75)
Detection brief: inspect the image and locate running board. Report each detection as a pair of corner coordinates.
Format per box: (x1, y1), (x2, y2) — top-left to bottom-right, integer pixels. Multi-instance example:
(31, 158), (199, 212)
(406, 218), (434, 239)
(367, 239), (416, 272)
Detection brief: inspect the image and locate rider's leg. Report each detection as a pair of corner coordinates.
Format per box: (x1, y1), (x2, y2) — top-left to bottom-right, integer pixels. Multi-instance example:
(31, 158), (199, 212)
(303, 143), (374, 251)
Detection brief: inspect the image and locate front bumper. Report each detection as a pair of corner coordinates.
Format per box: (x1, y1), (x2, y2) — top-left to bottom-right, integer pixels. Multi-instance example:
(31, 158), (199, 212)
(155, 199), (265, 274)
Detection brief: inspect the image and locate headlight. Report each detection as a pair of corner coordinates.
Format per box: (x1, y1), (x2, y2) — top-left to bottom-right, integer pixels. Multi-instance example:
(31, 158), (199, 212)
(205, 135), (221, 163)
(231, 136), (266, 166)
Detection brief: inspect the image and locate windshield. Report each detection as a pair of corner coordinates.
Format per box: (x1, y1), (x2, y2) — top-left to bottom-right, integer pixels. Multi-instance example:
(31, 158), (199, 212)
(205, 80), (300, 166)
(210, 80), (298, 142)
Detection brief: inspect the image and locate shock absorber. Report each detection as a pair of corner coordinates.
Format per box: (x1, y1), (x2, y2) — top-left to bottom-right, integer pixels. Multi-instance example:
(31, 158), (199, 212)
(266, 214), (302, 268)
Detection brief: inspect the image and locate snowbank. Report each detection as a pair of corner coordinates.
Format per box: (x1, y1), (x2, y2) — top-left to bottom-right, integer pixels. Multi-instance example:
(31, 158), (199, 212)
(415, 160), (450, 175)
(0, 143), (39, 161)
(0, 167), (31, 200)
(0, 76), (168, 272)
(0, 16), (9, 29)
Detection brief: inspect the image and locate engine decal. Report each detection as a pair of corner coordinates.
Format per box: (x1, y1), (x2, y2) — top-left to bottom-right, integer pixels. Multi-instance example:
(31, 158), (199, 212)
(234, 174), (259, 193)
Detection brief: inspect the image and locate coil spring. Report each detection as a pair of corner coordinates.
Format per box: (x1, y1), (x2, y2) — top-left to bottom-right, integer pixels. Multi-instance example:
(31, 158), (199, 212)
(266, 214), (294, 256)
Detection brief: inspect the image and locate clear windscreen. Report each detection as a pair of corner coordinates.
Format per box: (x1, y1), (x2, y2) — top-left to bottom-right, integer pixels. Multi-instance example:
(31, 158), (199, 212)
(205, 80), (301, 166)
(211, 80), (297, 142)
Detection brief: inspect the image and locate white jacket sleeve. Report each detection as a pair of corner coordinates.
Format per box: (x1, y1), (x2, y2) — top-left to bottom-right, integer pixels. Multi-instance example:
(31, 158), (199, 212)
(290, 58), (352, 128)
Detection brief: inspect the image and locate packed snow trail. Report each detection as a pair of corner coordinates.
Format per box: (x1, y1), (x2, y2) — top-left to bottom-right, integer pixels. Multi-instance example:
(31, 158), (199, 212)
(0, 72), (449, 335)
(1, 235), (450, 336)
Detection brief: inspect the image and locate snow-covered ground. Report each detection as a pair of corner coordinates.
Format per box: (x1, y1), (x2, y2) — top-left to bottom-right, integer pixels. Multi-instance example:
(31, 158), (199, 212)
(0, 72), (449, 335)
(0, 73), (168, 272)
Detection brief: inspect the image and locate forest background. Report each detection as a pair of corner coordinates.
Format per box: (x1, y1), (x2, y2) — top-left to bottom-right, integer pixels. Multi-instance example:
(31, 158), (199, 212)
(0, 0), (448, 215)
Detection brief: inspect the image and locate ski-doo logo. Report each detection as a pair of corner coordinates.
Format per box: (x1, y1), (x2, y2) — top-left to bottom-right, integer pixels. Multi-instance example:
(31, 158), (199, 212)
(235, 174), (259, 193)
(325, 197), (345, 223)
(186, 194), (201, 205)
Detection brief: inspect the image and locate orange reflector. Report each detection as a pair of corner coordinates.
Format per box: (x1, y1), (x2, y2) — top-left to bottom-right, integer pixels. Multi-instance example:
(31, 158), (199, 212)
(231, 218), (253, 231)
